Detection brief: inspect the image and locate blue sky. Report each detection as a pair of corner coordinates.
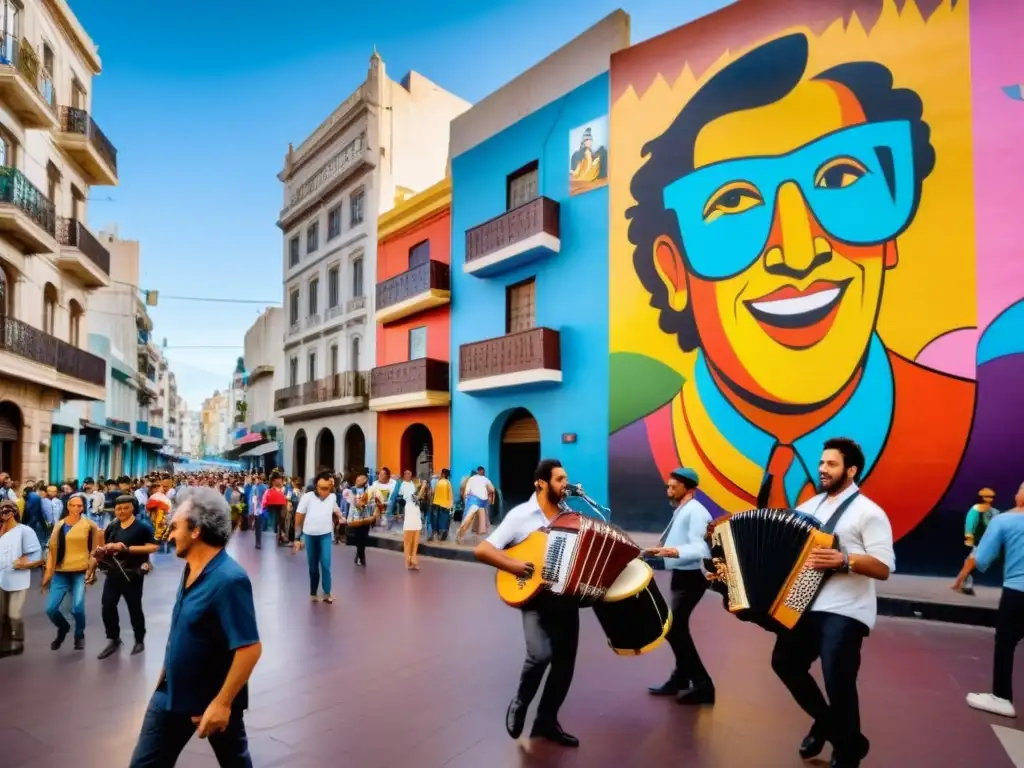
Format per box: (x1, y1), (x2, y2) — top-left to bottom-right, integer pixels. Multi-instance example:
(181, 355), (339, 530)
(70, 0), (731, 409)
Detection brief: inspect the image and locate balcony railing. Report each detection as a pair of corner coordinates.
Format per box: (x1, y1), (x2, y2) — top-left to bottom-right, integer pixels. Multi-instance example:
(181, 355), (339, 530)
(136, 420), (149, 435)
(0, 36), (47, 99)
(465, 197), (560, 268)
(106, 417), (130, 432)
(376, 261), (451, 313)
(59, 107), (118, 174)
(459, 327), (561, 383)
(0, 315), (105, 386)
(56, 218), (111, 274)
(150, 426), (165, 440)
(0, 166), (56, 236)
(274, 371), (369, 411)
(346, 296), (366, 313)
(371, 358), (449, 399)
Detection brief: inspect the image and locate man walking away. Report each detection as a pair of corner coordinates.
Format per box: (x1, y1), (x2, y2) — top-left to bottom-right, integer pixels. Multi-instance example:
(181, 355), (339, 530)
(129, 487), (261, 767)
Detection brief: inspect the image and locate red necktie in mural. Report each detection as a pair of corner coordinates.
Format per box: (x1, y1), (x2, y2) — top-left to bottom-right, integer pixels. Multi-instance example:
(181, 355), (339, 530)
(765, 443), (796, 509)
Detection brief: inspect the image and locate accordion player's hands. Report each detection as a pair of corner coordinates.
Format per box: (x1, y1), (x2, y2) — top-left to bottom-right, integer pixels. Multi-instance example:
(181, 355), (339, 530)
(807, 546), (846, 571)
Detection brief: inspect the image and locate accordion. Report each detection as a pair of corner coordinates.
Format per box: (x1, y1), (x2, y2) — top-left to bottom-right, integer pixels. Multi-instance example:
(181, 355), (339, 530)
(495, 510), (641, 607)
(706, 508), (838, 630)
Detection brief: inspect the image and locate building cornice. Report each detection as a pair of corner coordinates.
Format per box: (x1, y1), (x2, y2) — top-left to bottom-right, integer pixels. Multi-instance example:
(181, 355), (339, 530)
(41, 0), (102, 74)
(378, 178), (451, 243)
(279, 86), (370, 182)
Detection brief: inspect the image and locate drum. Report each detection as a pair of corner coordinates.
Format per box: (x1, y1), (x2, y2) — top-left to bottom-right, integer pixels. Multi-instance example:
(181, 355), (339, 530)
(592, 559), (672, 656)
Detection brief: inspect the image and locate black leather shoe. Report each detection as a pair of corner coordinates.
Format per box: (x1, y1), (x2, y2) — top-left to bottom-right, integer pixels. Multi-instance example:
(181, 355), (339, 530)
(799, 728), (829, 759)
(530, 721), (579, 748)
(505, 699), (527, 739)
(97, 640), (122, 660)
(677, 686), (715, 705)
(648, 679), (682, 696)
(131, 641), (145, 655)
(73, 636), (85, 651)
(50, 631), (67, 651)
(829, 735), (869, 767)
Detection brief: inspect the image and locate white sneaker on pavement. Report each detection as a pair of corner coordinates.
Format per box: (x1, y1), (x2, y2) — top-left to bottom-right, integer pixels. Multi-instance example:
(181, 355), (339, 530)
(966, 692), (1016, 718)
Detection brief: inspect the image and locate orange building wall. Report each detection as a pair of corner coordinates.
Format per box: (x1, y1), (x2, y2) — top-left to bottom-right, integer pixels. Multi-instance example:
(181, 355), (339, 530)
(378, 408), (451, 475)
(377, 208), (452, 282)
(377, 308), (450, 366)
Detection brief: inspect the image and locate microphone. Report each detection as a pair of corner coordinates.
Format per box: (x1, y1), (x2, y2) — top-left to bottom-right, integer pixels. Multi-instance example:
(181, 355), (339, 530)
(565, 483), (585, 497)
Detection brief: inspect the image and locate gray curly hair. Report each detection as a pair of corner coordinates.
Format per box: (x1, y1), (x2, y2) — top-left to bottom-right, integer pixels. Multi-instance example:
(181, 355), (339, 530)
(175, 486), (233, 547)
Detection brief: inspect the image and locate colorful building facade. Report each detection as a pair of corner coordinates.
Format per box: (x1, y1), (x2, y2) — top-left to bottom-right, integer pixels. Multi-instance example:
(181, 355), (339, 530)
(449, 13), (630, 512)
(605, 0), (1024, 575)
(370, 180), (453, 477)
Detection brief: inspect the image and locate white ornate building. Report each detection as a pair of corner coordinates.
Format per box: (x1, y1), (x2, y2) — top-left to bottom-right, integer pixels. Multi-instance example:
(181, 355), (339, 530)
(275, 51), (469, 480)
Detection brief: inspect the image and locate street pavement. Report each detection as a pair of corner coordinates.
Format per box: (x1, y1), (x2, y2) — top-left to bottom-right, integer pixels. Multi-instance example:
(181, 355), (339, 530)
(1, 532), (1021, 767)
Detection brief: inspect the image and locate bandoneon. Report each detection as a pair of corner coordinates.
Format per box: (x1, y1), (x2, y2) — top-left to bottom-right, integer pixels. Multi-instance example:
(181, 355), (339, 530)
(541, 512), (641, 604)
(707, 508), (838, 630)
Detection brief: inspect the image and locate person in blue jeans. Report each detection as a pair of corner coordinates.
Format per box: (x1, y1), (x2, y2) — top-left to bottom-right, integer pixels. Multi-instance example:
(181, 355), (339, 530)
(41, 495), (101, 651)
(292, 470), (341, 604)
(129, 486), (261, 768)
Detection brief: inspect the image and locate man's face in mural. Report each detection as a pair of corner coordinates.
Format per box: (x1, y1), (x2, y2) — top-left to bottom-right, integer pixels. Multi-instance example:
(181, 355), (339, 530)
(658, 79), (905, 406)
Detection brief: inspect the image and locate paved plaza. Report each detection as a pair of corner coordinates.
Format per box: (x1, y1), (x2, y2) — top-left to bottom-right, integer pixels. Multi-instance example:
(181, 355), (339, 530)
(2, 535), (1023, 767)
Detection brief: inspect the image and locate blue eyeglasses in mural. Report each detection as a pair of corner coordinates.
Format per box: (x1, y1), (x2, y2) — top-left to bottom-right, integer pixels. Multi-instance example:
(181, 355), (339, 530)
(662, 120), (916, 281)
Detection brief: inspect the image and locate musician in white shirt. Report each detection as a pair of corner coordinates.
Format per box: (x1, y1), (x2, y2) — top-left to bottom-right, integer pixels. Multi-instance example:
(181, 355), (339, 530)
(771, 437), (894, 768)
(473, 459), (579, 749)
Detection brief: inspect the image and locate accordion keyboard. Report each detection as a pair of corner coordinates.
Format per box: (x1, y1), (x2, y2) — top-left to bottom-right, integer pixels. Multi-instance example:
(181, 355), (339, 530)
(543, 530), (579, 595)
(783, 567), (828, 613)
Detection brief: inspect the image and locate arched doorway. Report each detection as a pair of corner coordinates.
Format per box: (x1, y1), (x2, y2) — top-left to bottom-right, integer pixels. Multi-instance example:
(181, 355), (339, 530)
(344, 424), (366, 475)
(315, 427), (336, 472)
(499, 408), (540, 512)
(293, 429), (307, 481)
(0, 401), (22, 477)
(400, 423), (433, 479)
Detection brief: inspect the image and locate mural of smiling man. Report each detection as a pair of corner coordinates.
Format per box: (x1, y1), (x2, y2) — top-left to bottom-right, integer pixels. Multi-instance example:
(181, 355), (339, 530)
(608, 0), (1024, 564)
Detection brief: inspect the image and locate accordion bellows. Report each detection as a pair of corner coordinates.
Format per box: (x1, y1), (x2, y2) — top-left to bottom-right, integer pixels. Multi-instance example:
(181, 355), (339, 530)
(708, 508), (838, 630)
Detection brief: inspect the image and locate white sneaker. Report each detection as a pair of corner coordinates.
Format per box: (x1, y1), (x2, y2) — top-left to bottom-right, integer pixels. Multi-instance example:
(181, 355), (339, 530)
(966, 692), (1017, 718)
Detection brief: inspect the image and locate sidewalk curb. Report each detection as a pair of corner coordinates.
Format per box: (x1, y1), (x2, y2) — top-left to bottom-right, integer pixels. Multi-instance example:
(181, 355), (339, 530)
(366, 533), (998, 629)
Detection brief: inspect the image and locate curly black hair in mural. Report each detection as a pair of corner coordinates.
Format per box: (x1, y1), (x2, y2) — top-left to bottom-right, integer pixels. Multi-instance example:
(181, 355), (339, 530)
(626, 32), (936, 353)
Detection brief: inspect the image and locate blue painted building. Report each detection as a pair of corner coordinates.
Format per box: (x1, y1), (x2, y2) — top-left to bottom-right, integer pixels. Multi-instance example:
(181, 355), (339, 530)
(449, 12), (629, 515)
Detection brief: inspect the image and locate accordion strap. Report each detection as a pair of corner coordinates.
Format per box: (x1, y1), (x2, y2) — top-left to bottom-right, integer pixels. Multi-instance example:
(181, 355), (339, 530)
(815, 491), (860, 534)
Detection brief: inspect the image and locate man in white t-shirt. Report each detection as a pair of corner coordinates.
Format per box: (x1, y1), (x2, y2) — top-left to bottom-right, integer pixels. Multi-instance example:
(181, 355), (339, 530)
(0, 499), (44, 657)
(456, 466), (494, 543)
(771, 437), (894, 768)
(369, 467), (397, 527)
(293, 470), (341, 604)
(473, 459), (579, 749)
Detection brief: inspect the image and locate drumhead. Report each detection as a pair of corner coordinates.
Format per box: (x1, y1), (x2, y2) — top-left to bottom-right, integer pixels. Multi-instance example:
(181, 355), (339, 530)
(603, 559), (654, 602)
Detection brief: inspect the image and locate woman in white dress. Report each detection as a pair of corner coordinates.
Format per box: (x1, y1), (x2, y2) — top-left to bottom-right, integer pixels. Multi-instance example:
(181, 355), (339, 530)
(399, 470), (422, 570)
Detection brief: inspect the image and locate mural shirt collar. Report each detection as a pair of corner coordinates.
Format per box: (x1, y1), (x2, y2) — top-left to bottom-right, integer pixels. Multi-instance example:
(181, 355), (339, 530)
(691, 334), (894, 503)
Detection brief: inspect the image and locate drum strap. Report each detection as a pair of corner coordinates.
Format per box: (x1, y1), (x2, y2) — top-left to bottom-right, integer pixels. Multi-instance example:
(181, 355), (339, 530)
(816, 492), (861, 534)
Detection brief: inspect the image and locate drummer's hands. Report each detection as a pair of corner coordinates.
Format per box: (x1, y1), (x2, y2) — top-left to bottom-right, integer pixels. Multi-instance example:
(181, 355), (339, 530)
(807, 547), (845, 571)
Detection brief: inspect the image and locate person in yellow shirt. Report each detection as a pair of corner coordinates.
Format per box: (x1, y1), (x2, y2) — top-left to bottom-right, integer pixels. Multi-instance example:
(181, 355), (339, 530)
(429, 469), (454, 542)
(41, 494), (102, 651)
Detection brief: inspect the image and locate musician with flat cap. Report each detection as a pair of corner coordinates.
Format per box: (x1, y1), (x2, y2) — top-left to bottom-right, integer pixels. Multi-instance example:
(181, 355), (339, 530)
(644, 467), (715, 704)
(771, 437), (894, 768)
(473, 458), (580, 748)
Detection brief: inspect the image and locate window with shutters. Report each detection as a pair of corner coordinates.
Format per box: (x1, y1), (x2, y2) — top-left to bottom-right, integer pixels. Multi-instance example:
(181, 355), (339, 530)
(408, 240), (430, 270)
(352, 257), (364, 298)
(505, 278), (536, 334)
(306, 221), (319, 253)
(327, 205), (342, 240)
(327, 265), (339, 308)
(506, 161), (539, 210)
(308, 277), (319, 316)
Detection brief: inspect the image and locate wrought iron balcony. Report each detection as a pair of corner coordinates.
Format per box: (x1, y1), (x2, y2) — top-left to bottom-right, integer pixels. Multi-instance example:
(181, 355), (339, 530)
(274, 372), (369, 413)
(375, 261), (451, 324)
(56, 218), (111, 286)
(0, 36), (58, 129)
(458, 327), (562, 392)
(369, 358), (450, 411)
(0, 315), (106, 388)
(56, 107), (118, 186)
(464, 197), (560, 276)
(0, 166), (56, 253)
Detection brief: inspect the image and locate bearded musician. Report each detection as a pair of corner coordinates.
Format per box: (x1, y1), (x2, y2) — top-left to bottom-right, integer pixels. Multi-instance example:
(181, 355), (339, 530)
(473, 458), (579, 748)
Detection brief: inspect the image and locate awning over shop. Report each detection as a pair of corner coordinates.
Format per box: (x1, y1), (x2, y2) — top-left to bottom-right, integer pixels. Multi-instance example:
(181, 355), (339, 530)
(239, 442), (279, 458)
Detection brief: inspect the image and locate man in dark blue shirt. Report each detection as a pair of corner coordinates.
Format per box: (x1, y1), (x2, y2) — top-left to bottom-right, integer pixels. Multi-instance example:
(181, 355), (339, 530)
(129, 487), (262, 768)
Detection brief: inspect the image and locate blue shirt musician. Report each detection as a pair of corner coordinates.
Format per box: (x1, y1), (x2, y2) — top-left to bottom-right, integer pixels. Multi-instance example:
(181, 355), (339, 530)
(473, 459), (579, 749)
(643, 467), (715, 704)
(772, 438), (895, 768)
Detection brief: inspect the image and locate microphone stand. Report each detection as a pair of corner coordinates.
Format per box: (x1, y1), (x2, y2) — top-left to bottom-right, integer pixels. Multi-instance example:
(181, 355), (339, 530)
(569, 488), (610, 522)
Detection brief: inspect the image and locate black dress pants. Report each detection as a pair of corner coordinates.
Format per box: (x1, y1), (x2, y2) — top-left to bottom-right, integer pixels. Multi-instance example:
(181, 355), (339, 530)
(516, 594), (580, 725)
(666, 569), (713, 688)
(350, 524), (369, 564)
(771, 612), (870, 760)
(101, 573), (146, 644)
(994, 587), (1024, 701)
